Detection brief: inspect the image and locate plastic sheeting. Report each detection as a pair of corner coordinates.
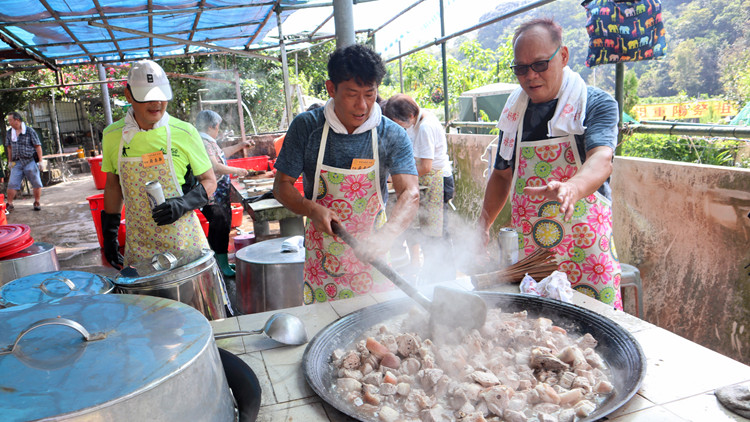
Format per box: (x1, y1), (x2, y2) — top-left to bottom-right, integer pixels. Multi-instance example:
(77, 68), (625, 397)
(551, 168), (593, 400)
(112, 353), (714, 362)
(0, 0), (308, 67)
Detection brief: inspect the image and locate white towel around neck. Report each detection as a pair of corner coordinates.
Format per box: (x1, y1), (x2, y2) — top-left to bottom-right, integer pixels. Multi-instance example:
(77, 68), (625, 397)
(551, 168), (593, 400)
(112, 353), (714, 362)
(122, 107), (171, 144)
(10, 122), (26, 142)
(497, 66), (587, 160)
(323, 98), (382, 135)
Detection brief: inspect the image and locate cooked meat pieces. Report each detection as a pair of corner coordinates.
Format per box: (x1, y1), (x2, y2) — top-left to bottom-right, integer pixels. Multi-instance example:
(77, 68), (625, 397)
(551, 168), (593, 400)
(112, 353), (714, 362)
(332, 308), (612, 421)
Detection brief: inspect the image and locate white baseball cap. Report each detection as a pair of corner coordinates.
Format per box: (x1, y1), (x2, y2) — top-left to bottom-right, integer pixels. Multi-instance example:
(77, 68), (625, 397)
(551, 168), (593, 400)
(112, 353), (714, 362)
(127, 60), (173, 102)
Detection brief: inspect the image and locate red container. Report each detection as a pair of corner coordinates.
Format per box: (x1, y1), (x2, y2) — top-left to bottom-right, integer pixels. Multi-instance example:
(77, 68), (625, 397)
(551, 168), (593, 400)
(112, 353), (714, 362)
(87, 156), (107, 190)
(0, 203), (6, 226)
(86, 194), (125, 248)
(230, 203), (243, 228)
(227, 155), (270, 178)
(294, 177), (304, 194)
(194, 209), (209, 237)
(118, 218), (127, 247)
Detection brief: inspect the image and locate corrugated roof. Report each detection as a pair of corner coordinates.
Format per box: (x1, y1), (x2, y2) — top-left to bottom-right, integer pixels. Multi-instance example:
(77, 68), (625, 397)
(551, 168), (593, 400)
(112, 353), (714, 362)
(0, 0), (310, 69)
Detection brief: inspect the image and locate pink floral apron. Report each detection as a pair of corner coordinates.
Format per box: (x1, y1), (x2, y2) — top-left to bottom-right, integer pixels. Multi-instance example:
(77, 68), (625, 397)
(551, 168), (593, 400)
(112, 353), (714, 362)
(510, 120), (622, 310)
(417, 168), (444, 238)
(302, 123), (391, 304)
(118, 123), (210, 265)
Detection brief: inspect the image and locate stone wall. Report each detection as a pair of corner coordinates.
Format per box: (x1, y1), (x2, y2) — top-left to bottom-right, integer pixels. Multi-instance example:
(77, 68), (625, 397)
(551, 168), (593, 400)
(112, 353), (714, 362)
(611, 157), (750, 365)
(448, 133), (750, 365)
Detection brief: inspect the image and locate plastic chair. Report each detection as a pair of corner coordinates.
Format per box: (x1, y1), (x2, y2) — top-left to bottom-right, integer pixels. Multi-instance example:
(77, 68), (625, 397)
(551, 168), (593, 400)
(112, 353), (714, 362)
(620, 263), (644, 318)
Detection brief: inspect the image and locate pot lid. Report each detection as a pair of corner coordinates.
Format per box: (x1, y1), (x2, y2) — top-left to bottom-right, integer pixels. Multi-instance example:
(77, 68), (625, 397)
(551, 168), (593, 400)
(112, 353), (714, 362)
(0, 224), (34, 259)
(0, 294), (213, 421)
(0, 270), (114, 307)
(0, 241), (55, 262)
(236, 236), (305, 265)
(114, 248), (212, 286)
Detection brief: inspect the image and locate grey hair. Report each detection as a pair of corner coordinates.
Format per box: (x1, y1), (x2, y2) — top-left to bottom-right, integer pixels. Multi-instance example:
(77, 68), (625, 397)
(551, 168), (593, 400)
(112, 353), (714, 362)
(195, 109), (222, 132)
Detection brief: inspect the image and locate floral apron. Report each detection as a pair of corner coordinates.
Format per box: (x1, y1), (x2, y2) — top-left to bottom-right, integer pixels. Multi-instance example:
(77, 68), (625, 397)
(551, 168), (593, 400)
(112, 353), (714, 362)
(302, 123), (391, 304)
(417, 168), (444, 237)
(510, 119), (622, 309)
(118, 123), (231, 314)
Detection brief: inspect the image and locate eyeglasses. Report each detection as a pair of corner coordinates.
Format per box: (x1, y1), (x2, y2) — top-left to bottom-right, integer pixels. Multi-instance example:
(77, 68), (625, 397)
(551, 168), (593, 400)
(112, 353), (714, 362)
(510, 45), (561, 76)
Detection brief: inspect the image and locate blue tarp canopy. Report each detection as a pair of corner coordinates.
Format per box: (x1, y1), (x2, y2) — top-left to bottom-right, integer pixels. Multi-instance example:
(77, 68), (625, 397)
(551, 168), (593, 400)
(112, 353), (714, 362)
(0, 0), (312, 69)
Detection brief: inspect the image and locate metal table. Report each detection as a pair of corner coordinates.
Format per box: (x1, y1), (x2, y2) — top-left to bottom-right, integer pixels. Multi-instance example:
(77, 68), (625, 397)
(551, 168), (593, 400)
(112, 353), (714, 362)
(230, 178), (304, 241)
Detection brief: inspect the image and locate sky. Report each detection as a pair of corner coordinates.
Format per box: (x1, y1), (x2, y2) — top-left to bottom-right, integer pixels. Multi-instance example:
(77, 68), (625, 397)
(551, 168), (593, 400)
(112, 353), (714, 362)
(276, 0), (510, 60)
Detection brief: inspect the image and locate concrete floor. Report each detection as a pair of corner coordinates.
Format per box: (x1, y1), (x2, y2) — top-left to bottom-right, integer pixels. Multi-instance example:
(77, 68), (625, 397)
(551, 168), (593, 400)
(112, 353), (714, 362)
(2, 173), (254, 311)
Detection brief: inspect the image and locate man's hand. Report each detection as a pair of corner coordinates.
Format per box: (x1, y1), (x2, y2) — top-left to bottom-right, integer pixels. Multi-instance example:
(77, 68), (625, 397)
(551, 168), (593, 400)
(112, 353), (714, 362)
(309, 202), (340, 236)
(152, 183), (210, 226)
(524, 180), (581, 221)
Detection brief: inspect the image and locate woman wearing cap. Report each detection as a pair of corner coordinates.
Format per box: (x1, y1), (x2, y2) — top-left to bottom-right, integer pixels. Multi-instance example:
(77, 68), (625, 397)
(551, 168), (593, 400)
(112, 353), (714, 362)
(99, 60), (217, 271)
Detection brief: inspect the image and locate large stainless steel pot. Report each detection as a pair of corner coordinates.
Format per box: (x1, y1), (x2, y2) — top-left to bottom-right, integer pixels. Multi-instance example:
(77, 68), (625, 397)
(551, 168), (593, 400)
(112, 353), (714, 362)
(0, 270), (114, 308)
(0, 242), (59, 286)
(0, 294), (235, 421)
(113, 249), (226, 320)
(235, 236), (304, 314)
(303, 292), (646, 422)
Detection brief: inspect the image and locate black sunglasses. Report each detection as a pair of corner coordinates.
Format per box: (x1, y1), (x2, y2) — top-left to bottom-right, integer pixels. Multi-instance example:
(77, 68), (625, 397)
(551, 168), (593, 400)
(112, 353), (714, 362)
(510, 45), (561, 76)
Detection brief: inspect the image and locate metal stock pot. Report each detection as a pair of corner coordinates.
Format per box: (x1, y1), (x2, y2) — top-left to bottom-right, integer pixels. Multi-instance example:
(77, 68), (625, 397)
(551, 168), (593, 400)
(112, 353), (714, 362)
(113, 249), (227, 320)
(0, 242), (59, 286)
(0, 294), (235, 422)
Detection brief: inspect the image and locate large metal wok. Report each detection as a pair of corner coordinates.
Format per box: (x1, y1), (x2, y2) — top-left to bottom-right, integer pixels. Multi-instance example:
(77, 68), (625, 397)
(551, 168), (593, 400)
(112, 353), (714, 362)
(303, 292), (646, 422)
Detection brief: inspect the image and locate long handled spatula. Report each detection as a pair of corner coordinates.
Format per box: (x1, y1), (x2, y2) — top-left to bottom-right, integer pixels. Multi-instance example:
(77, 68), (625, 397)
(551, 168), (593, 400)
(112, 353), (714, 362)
(331, 221), (487, 331)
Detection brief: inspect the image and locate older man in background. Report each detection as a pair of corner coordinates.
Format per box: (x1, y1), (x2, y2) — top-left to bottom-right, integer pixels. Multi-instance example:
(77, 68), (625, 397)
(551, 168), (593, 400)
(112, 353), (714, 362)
(4, 111), (44, 212)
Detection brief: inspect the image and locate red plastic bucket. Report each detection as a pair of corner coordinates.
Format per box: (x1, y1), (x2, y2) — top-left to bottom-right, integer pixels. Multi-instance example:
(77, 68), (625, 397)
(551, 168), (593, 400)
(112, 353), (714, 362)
(0, 203), (6, 226)
(194, 209), (209, 237)
(87, 156), (106, 190)
(230, 203), (243, 228)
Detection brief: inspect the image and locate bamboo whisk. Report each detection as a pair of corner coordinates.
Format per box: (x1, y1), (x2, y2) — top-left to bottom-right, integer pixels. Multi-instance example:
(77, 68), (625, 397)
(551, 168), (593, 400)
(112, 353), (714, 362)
(471, 249), (558, 290)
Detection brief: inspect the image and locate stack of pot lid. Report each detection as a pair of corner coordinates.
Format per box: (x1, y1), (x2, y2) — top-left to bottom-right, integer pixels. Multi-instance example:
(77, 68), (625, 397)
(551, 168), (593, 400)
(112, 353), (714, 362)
(0, 224), (34, 258)
(114, 249), (213, 287)
(0, 270), (114, 308)
(0, 294), (216, 421)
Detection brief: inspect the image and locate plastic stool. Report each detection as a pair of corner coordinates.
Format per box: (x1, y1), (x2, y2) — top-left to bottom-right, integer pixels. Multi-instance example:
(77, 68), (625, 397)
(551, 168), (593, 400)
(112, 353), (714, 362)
(620, 263), (643, 318)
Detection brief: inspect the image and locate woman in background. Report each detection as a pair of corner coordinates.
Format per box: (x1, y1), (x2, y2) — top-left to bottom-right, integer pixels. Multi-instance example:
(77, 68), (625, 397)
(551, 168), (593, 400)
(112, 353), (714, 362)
(384, 94), (454, 282)
(195, 110), (250, 277)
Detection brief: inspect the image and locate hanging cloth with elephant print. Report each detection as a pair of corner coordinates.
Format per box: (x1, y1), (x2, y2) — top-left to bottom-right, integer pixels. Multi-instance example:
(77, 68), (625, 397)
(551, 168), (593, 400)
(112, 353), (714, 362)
(582, 0), (667, 67)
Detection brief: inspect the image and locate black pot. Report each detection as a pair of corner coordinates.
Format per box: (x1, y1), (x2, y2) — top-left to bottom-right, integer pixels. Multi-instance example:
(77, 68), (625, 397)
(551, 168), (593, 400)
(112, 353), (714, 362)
(218, 348), (262, 422)
(302, 292), (646, 422)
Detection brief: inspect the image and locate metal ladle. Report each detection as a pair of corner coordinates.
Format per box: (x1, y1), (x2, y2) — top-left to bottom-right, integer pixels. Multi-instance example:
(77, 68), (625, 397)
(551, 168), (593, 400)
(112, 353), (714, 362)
(214, 313), (308, 345)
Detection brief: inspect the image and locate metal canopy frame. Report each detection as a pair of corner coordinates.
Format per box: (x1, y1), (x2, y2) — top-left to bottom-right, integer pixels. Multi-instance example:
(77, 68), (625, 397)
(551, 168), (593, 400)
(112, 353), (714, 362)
(0, 0), (309, 69)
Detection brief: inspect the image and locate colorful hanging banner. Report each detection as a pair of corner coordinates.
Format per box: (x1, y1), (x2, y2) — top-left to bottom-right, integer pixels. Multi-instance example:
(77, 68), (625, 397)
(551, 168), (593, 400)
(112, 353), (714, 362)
(633, 100), (739, 121)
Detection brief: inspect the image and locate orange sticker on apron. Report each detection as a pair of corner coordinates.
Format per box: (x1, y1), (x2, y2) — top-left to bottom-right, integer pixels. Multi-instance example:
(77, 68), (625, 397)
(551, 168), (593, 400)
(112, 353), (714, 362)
(141, 151), (165, 168)
(351, 158), (375, 170)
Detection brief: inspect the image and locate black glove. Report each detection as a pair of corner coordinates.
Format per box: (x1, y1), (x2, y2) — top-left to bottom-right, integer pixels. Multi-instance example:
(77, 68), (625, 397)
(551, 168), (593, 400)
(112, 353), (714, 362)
(152, 183), (210, 226)
(101, 210), (124, 270)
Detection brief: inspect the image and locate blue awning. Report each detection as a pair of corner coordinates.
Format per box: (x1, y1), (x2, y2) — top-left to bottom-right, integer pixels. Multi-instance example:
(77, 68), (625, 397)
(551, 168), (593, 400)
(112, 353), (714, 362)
(0, 0), (311, 69)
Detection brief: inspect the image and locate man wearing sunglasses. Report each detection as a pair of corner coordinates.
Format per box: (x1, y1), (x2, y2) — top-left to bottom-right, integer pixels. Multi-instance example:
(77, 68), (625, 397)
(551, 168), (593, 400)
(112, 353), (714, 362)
(478, 18), (622, 309)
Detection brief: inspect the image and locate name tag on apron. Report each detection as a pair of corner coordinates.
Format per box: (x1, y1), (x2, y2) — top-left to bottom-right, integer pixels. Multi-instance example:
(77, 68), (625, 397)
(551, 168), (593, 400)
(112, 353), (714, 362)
(351, 158), (375, 170)
(141, 151), (165, 168)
